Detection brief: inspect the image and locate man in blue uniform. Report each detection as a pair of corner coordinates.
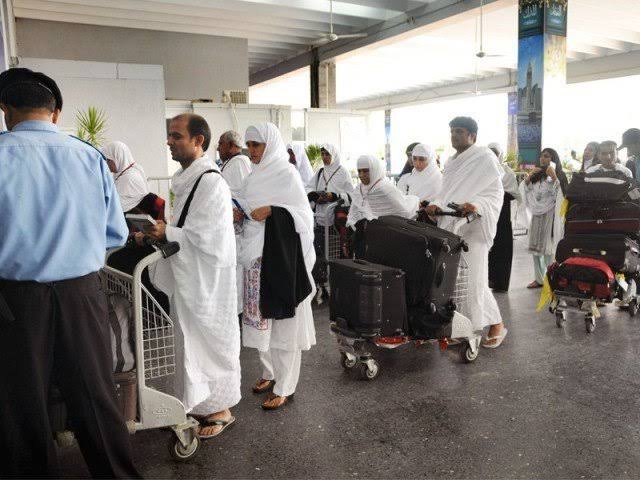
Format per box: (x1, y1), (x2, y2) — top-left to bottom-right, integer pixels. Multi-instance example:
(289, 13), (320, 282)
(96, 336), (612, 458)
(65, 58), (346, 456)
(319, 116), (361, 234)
(0, 68), (140, 478)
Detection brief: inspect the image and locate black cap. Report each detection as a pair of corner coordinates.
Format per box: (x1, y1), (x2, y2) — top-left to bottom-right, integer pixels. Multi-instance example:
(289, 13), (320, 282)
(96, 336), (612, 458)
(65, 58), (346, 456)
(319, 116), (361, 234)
(619, 128), (640, 150)
(0, 67), (63, 111)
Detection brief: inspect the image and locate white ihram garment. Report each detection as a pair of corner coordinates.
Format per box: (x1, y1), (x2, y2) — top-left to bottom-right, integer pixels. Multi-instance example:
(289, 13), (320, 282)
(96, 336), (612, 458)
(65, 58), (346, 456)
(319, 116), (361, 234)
(347, 154), (419, 228)
(306, 143), (354, 227)
(150, 155), (241, 414)
(237, 123), (316, 356)
(396, 144), (443, 201)
(431, 144), (504, 331)
(221, 153), (252, 314)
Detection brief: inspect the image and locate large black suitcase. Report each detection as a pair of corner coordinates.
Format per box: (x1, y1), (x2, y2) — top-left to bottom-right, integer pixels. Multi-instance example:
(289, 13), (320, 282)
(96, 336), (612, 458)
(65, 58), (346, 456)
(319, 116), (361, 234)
(565, 202), (640, 237)
(329, 259), (407, 338)
(358, 216), (465, 338)
(556, 234), (640, 274)
(566, 171), (640, 204)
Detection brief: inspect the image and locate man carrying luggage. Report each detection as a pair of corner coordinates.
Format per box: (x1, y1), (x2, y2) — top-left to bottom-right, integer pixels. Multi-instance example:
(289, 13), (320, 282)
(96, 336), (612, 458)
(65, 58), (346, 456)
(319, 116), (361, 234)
(0, 68), (140, 478)
(425, 116), (507, 348)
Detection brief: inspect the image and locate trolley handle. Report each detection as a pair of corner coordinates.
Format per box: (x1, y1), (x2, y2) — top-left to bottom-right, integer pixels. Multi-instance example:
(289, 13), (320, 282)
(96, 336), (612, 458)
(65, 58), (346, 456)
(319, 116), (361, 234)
(158, 241), (181, 259)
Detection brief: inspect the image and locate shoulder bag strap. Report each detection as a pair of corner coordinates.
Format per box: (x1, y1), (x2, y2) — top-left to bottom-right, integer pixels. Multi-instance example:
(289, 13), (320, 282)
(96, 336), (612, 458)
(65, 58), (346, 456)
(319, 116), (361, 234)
(176, 169), (219, 228)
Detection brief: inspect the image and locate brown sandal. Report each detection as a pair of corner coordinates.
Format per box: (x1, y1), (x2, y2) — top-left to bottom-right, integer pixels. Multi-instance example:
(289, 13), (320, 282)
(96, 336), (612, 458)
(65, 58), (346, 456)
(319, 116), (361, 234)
(252, 378), (275, 394)
(261, 394), (294, 410)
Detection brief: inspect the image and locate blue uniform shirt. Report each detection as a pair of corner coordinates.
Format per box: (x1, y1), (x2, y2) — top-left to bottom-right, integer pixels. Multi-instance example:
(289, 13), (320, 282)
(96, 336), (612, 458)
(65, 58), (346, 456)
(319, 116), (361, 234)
(0, 120), (128, 282)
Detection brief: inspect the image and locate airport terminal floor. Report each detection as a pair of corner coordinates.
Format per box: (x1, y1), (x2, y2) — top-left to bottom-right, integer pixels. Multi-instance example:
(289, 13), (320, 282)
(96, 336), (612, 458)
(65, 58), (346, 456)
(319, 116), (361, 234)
(58, 237), (640, 479)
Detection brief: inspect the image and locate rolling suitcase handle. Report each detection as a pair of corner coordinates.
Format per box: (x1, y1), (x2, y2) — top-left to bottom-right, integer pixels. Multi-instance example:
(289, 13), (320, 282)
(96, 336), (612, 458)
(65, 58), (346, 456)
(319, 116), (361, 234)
(572, 247), (607, 257)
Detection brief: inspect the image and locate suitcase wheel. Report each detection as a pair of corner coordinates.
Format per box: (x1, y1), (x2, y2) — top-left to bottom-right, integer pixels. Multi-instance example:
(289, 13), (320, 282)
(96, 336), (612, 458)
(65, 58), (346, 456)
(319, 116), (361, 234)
(459, 342), (479, 363)
(555, 311), (566, 328)
(340, 352), (358, 370)
(359, 358), (380, 381)
(629, 298), (639, 317)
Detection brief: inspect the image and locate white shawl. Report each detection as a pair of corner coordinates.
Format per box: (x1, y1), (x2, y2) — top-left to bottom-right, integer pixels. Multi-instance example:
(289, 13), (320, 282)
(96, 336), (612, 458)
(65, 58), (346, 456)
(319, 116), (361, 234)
(287, 143), (315, 185)
(306, 143), (354, 226)
(523, 176), (559, 216)
(221, 153), (252, 195)
(431, 144), (504, 246)
(101, 141), (148, 212)
(347, 154), (419, 228)
(238, 122), (316, 352)
(149, 154), (241, 413)
(396, 143), (442, 201)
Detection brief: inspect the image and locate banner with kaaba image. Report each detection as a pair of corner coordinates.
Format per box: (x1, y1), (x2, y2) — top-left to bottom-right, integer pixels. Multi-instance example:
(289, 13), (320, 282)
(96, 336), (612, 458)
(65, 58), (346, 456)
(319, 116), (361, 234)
(517, 0), (568, 166)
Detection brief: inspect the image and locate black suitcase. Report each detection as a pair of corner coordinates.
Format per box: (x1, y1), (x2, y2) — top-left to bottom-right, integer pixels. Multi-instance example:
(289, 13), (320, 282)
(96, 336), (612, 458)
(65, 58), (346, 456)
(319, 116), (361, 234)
(329, 259), (407, 338)
(566, 171), (640, 204)
(565, 202), (640, 237)
(556, 234), (640, 274)
(358, 216), (465, 338)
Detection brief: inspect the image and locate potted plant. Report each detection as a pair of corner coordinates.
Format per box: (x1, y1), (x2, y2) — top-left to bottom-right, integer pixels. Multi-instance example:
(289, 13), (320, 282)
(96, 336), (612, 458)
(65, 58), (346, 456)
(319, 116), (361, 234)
(76, 106), (108, 147)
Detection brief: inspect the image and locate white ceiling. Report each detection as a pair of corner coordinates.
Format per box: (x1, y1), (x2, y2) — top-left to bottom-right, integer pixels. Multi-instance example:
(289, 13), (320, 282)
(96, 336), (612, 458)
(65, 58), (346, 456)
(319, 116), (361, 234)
(12, 0), (435, 73)
(334, 0), (640, 106)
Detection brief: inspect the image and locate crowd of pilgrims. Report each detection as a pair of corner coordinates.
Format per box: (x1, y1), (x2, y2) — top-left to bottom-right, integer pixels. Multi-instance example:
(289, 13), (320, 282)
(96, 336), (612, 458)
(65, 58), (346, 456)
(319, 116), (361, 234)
(99, 115), (640, 441)
(6, 67), (640, 479)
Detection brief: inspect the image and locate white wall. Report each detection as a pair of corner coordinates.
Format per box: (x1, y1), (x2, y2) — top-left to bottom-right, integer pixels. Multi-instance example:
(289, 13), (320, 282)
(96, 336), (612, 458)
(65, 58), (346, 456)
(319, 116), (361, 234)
(16, 19), (248, 100)
(165, 100), (292, 175)
(21, 58), (168, 177)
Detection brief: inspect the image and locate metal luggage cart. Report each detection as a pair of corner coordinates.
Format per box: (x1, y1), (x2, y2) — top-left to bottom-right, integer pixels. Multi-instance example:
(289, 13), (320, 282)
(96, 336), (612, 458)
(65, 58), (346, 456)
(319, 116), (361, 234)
(550, 276), (640, 334)
(101, 242), (201, 462)
(330, 208), (484, 380)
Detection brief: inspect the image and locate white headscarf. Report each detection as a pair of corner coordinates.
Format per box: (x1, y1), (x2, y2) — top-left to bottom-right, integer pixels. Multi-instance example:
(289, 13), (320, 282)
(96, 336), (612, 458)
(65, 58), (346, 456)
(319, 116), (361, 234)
(238, 123), (315, 270)
(101, 141), (148, 212)
(320, 143), (342, 174)
(287, 143), (315, 185)
(488, 142), (521, 201)
(396, 143), (442, 201)
(347, 154), (419, 227)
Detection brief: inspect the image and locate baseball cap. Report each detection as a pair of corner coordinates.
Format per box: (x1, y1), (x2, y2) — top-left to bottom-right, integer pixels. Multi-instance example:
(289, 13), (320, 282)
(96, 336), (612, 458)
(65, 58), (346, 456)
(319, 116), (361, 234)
(618, 128), (640, 150)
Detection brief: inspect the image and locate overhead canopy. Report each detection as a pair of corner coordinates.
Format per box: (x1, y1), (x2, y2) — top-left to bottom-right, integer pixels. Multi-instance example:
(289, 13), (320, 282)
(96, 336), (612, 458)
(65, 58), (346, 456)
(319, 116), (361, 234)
(12, 0), (433, 75)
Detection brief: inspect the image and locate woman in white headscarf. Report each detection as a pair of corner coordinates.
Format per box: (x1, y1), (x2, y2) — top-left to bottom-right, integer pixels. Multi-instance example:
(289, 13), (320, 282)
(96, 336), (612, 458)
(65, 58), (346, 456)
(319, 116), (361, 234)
(101, 141), (149, 213)
(487, 142), (521, 292)
(287, 143), (315, 185)
(306, 144), (354, 302)
(346, 154), (419, 229)
(396, 143), (442, 201)
(235, 122), (316, 411)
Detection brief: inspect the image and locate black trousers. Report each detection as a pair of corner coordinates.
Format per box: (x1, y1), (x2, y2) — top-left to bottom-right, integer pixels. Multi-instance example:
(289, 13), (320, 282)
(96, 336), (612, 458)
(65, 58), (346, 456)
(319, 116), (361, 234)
(0, 273), (140, 478)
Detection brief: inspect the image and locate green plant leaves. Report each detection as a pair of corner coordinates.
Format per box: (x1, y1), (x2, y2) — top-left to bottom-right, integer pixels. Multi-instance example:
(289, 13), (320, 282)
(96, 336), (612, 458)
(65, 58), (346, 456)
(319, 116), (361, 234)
(75, 106), (108, 147)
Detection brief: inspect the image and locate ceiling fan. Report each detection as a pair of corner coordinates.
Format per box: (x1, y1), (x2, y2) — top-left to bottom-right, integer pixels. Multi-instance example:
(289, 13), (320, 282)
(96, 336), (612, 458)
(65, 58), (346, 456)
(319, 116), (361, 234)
(312, 0), (368, 47)
(461, 0), (506, 95)
(475, 0), (505, 59)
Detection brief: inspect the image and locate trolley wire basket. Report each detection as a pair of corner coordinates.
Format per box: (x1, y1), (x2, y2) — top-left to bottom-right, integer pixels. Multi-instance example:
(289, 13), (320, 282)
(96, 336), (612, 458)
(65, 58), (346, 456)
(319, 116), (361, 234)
(451, 254), (470, 318)
(101, 268), (176, 380)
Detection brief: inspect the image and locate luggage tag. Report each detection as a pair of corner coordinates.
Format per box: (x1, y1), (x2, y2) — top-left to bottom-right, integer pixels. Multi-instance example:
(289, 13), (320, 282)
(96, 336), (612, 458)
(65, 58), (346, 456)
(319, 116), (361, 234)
(629, 188), (640, 200)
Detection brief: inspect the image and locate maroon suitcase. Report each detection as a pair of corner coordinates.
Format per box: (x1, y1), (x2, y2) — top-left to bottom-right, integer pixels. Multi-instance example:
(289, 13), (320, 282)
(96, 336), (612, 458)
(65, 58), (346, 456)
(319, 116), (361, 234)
(565, 202), (640, 237)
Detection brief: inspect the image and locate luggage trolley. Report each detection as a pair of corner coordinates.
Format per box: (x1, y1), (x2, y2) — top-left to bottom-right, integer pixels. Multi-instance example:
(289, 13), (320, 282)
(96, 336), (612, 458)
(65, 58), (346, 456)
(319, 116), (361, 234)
(549, 274), (640, 334)
(102, 242), (202, 462)
(330, 207), (483, 380)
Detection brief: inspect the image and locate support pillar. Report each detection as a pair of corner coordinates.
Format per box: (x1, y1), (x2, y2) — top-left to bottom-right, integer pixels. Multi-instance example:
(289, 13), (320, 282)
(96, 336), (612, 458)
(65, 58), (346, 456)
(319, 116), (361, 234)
(517, 0), (568, 166)
(318, 61), (336, 109)
(310, 50), (336, 109)
(0, 0), (11, 129)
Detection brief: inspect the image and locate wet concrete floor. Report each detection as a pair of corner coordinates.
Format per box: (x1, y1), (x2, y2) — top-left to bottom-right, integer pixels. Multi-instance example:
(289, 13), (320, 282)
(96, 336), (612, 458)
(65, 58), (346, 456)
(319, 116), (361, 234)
(60, 238), (640, 478)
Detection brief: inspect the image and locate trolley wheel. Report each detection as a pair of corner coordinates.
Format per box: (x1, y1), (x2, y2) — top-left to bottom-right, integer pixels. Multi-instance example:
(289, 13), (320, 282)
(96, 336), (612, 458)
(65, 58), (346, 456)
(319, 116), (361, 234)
(359, 359), (380, 381)
(460, 342), (479, 363)
(340, 352), (357, 370)
(169, 433), (200, 462)
(585, 316), (596, 334)
(555, 312), (566, 328)
(629, 299), (639, 317)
